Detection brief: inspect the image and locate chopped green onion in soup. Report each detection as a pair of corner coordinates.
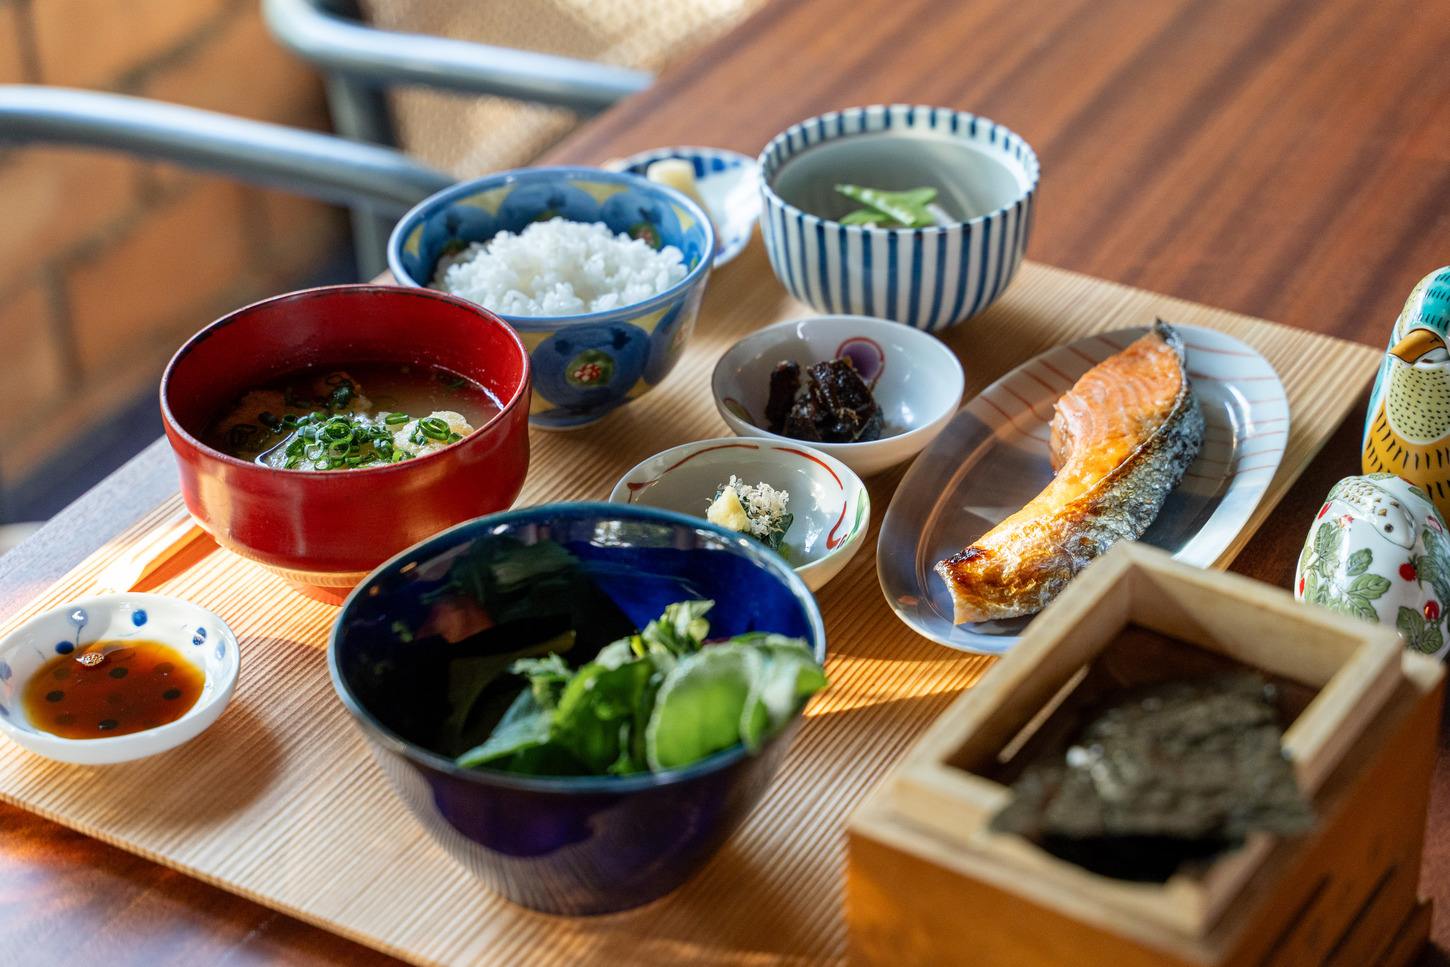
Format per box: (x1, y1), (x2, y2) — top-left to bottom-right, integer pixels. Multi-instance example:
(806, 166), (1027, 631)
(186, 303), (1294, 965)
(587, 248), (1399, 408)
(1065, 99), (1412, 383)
(204, 367), (487, 471)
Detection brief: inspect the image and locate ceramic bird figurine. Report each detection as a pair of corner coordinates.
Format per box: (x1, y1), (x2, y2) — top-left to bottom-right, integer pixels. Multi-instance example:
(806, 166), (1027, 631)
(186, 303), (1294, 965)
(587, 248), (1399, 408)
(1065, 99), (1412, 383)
(1363, 266), (1450, 518)
(1296, 473), (1450, 658)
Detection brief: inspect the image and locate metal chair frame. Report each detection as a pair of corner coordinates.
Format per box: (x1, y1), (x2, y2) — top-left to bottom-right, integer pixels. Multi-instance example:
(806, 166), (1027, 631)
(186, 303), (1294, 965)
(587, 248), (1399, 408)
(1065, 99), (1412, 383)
(261, 0), (653, 273)
(0, 0), (654, 276)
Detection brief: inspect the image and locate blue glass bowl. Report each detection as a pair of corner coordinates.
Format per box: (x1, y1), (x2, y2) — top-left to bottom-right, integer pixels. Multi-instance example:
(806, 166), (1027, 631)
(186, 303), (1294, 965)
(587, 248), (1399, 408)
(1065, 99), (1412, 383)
(328, 502), (825, 915)
(387, 167), (716, 430)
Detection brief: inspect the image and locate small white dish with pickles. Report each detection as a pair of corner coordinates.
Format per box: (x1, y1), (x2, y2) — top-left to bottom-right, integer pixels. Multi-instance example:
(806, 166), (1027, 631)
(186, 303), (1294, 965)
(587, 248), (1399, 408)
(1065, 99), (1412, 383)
(712, 314), (965, 478)
(610, 437), (870, 592)
(609, 145), (761, 268)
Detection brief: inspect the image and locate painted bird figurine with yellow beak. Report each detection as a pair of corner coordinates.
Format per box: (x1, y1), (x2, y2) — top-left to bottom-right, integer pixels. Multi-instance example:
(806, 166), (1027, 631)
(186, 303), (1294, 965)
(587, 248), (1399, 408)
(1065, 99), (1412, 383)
(1364, 266), (1450, 517)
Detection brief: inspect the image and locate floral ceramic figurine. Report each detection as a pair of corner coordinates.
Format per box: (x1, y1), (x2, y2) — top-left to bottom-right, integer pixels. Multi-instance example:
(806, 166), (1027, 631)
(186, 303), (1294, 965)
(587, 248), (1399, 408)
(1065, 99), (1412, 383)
(1363, 266), (1450, 519)
(1296, 473), (1450, 658)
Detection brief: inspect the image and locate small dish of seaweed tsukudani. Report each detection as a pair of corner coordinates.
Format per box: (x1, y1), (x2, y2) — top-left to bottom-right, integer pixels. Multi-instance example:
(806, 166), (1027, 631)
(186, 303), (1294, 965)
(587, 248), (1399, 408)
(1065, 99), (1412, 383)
(712, 314), (964, 477)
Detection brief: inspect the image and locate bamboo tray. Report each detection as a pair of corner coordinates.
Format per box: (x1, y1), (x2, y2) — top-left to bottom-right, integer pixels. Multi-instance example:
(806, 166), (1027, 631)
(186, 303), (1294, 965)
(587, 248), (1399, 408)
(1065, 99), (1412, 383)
(0, 244), (1383, 967)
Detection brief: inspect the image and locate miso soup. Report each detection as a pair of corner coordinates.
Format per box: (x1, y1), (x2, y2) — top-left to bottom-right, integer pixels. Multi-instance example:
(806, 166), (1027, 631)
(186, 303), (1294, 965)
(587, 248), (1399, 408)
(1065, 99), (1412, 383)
(205, 361), (501, 471)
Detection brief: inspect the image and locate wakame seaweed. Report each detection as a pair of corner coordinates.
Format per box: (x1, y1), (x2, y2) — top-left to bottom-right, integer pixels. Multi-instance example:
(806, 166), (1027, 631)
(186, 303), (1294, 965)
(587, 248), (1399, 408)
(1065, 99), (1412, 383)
(350, 538), (639, 758)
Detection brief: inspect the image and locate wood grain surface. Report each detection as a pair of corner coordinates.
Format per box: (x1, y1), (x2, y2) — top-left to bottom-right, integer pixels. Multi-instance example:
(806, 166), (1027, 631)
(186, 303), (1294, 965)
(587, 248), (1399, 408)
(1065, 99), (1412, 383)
(2, 0), (1449, 963)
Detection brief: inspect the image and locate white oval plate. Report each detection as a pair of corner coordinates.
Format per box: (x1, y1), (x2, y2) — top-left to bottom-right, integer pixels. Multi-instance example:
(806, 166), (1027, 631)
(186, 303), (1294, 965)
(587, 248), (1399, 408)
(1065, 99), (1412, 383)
(877, 323), (1290, 653)
(609, 147), (761, 267)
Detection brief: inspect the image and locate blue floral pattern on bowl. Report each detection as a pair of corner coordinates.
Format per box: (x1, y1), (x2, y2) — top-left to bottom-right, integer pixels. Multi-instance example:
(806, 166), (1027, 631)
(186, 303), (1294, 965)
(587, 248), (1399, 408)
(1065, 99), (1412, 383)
(388, 167), (716, 430)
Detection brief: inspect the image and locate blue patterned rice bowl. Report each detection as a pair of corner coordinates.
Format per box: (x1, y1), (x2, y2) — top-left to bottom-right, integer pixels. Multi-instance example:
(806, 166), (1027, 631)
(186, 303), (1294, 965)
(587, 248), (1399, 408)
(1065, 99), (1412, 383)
(758, 105), (1039, 332)
(388, 166), (715, 430)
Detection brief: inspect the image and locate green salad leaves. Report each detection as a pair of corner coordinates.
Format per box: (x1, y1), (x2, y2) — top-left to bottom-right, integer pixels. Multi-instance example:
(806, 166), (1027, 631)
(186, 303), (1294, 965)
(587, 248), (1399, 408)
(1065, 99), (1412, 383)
(455, 600), (826, 776)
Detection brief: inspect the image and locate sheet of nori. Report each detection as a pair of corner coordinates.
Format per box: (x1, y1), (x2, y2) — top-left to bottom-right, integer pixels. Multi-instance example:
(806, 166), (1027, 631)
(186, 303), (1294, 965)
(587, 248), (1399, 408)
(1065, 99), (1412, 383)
(989, 673), (1314, 882)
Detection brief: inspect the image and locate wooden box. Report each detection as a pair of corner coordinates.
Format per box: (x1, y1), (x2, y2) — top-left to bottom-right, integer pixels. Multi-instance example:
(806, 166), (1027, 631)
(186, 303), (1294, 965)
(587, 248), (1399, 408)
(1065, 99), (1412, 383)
(847, 541), (1444, 967)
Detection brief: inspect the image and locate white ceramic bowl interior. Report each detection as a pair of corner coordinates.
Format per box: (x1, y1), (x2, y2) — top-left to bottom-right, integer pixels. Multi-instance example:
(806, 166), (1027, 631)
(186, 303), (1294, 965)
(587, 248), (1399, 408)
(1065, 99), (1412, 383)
(0, 593), (240, 765)
(610, 438), (870, 592)
(711, 314), (966, 477)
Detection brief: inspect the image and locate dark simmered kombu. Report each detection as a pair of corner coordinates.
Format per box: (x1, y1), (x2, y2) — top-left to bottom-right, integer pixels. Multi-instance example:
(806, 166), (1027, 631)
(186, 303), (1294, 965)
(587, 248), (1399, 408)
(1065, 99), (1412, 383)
(765, 361), (801, 433)
(765, 357), (883, 443)
(989, 673), (1314, 882)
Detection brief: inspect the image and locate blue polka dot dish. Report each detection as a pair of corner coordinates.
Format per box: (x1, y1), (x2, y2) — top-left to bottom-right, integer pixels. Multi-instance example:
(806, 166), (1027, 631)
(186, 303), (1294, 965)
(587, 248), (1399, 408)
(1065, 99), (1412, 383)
(387, 166), (716, 430)
(0, 593), (240, 765)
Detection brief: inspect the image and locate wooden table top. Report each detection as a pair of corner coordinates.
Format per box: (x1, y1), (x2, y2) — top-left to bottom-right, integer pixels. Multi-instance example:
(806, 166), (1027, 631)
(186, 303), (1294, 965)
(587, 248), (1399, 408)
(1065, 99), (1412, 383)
(4, 0), (1449, 962)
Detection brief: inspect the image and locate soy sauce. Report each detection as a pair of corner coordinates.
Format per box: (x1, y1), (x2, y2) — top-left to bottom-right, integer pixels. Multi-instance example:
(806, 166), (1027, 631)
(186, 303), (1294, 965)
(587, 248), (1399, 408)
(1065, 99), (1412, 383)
(21, 640), (205, 739)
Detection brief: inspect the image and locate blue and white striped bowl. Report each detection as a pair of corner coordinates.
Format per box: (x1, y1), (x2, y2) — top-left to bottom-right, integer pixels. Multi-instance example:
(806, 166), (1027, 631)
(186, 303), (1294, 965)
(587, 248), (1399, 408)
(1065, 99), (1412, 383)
(758, 105), (1039, 332)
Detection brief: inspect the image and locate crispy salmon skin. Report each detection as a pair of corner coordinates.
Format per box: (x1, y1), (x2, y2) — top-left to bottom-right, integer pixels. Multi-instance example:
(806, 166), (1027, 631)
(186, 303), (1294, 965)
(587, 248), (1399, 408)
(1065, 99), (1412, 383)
(935, 320), (1205, 624)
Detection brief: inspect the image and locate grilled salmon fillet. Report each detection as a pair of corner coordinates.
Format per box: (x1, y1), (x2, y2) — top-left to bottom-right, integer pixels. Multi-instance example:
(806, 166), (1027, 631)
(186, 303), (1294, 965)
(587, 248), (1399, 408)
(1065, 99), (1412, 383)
(935, 320), (1204, 624)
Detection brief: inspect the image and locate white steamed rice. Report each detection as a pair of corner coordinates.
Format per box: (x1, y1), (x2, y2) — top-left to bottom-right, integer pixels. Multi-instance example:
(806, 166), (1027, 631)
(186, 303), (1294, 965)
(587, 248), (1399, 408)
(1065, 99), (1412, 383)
(432, 217), (687, 317)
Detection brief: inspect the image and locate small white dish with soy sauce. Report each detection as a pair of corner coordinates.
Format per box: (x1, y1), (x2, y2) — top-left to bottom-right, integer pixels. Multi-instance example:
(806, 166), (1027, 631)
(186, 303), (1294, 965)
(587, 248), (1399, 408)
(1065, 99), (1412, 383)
(0, 593), (240, 765)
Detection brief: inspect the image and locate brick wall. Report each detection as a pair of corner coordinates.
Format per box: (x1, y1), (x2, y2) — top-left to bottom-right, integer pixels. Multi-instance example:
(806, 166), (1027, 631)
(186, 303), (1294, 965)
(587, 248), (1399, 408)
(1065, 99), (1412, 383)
(0, 0), (348, 501)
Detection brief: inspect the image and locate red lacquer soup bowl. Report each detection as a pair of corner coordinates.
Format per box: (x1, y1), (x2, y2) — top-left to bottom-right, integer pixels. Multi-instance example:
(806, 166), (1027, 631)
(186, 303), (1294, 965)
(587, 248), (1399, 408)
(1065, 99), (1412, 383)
(161, 285), (531, 602)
